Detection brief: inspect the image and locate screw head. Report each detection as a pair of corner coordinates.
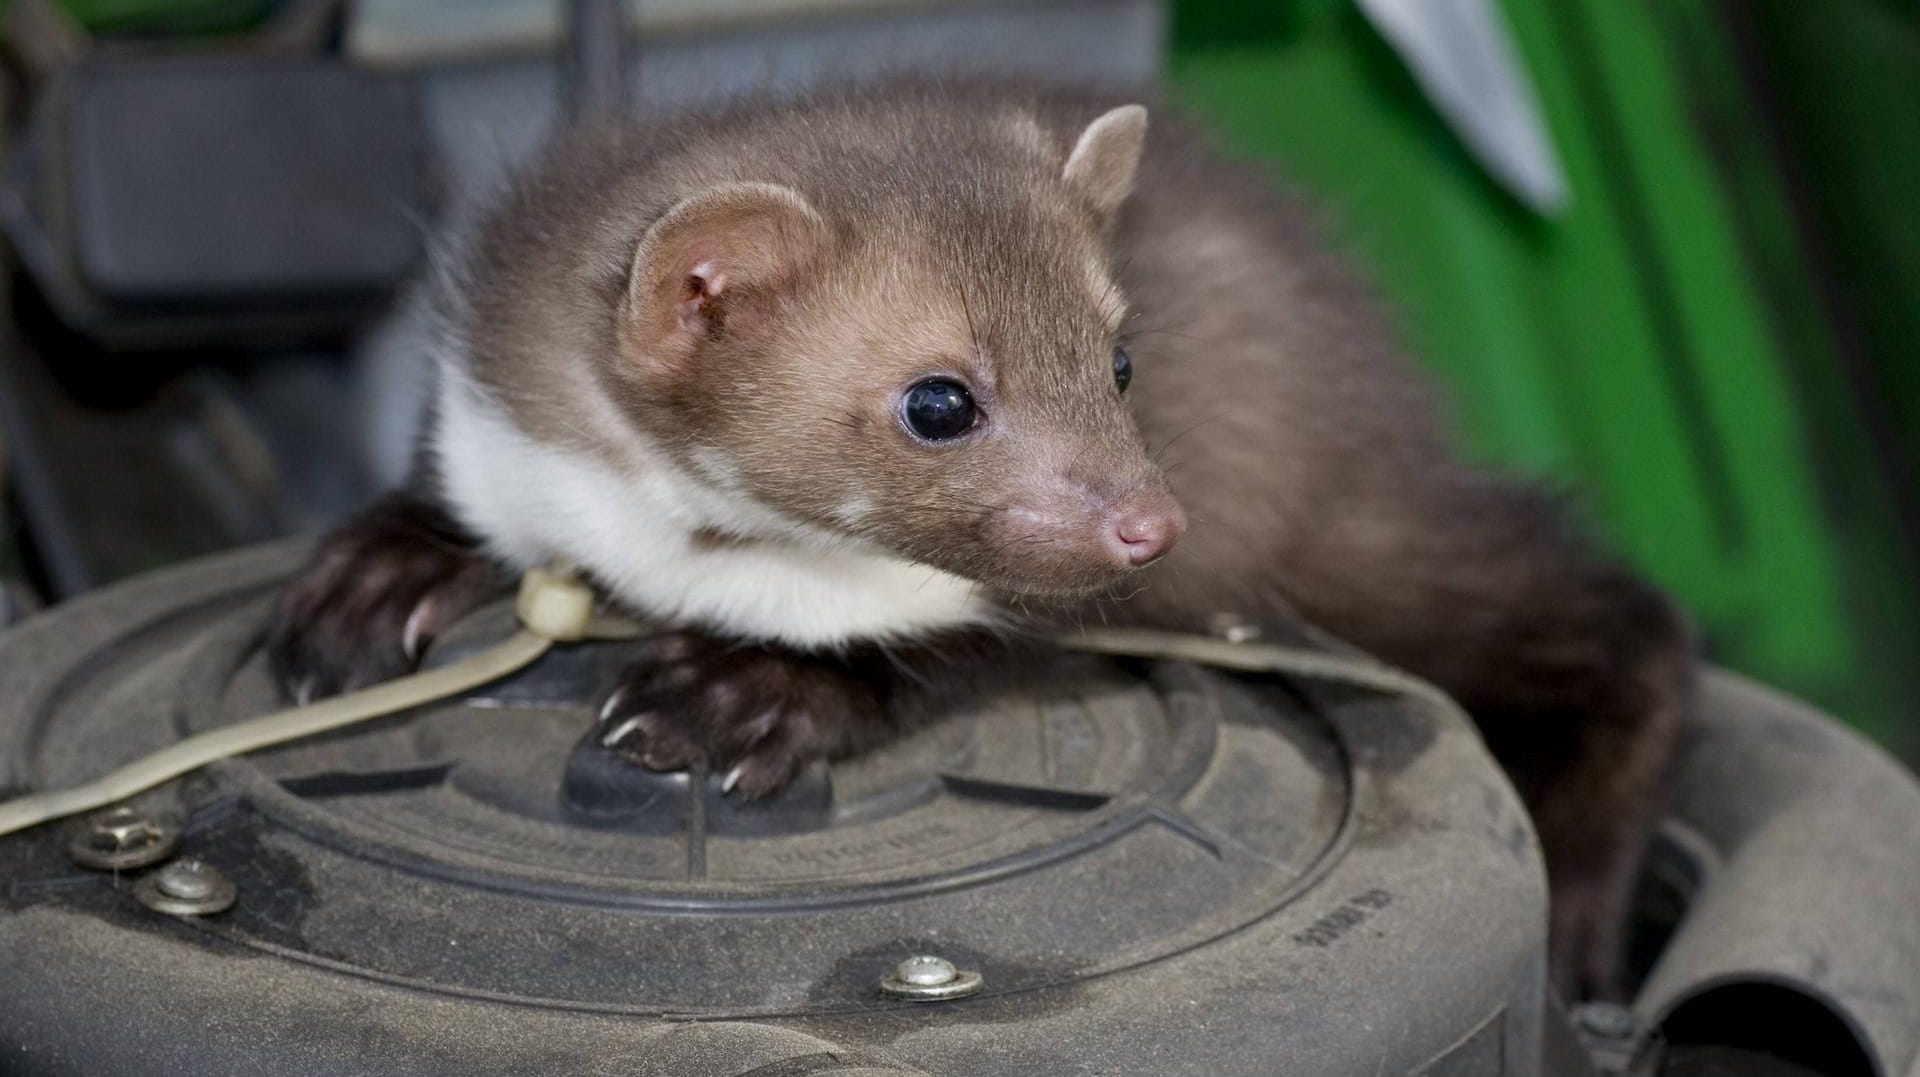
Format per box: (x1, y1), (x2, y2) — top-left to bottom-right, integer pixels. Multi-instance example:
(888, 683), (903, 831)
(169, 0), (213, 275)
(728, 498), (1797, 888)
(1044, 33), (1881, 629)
(1574, 1001), (1637, 1041)
(896, 955), (957, 986)
(134, 858), (236, 916)
(156, 861), (218, 900)
(69, 807), (178, 871)
(879, 954), (983, 1002)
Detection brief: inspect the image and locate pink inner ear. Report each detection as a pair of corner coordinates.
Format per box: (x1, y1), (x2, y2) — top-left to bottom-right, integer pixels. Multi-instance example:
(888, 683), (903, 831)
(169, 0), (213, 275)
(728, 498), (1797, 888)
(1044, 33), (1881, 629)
(676, 260), (730, 333)
(628, 184), (822, 365)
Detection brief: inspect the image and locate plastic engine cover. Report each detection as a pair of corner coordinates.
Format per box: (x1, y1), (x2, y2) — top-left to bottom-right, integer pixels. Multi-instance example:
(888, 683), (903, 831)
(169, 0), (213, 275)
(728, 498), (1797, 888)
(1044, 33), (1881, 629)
(0, 543), (1555, 1075)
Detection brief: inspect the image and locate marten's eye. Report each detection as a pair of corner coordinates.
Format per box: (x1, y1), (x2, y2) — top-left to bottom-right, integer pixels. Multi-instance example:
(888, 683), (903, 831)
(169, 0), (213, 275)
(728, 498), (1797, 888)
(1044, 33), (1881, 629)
(902, 379), (978, 441)
(1113, 345), (1133, 394)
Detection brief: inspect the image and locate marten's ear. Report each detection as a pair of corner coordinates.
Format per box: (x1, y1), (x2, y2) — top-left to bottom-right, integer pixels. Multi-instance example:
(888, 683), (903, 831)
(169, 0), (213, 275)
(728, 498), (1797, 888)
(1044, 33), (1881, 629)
(1062, 104), (1148, 222)
(621, 182), (826, 369)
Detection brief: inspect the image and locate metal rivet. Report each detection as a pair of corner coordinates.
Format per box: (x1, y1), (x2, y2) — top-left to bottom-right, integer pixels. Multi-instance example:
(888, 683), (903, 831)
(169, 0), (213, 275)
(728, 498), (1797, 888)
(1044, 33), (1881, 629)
(879, 954), (983, 1001)
(69, 807), (178, 871)
(1206, 612), (1262, 644)
(134, 858), (236, 916)
(1573, 1001), (1637, 1041)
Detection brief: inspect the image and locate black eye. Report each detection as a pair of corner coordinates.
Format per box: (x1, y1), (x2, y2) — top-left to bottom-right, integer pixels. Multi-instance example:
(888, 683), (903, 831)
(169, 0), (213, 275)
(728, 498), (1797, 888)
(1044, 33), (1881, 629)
(901, 379), (978, 441)
(1113, 345), (1133, 394)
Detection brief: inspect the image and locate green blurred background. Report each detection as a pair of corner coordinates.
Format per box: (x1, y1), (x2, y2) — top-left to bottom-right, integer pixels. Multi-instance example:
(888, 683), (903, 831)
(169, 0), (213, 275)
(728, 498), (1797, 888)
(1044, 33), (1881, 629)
(23, 0), (1920, 756)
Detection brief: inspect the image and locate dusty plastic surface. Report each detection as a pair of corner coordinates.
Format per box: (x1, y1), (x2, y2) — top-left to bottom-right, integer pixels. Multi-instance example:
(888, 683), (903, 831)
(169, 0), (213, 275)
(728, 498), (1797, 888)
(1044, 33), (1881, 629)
(0, 542), (1557, 1075)
(1635, 672), (1920, 1077)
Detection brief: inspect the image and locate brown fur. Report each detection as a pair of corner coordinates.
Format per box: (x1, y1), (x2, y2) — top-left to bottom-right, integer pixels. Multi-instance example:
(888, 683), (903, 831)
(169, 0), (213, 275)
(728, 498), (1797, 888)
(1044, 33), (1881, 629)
(273, 78), (1696, 1000)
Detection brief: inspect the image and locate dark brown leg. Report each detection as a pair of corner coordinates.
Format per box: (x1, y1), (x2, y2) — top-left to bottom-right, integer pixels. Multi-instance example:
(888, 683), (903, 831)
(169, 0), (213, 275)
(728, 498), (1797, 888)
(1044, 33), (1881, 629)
(1458, 565), (1694, 1001)
(1285, 478), (1696, 1000)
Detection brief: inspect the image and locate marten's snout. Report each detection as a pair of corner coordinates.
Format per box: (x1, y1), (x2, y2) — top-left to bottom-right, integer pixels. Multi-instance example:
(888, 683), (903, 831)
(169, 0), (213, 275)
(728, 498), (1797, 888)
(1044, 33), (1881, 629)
(967, 474), (1186, 595)
(1105, 493), (1187, 568)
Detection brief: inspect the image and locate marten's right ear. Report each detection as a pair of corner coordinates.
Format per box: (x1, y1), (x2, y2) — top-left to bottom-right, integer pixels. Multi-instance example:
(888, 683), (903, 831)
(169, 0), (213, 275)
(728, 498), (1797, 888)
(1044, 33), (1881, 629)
(621, 182), (826, 371)
(1062, 104), (1148, 223)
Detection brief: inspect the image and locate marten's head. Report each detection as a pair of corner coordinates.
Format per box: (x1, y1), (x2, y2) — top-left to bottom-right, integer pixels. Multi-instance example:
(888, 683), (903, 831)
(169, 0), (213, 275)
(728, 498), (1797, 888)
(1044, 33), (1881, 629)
(606, 103), (1184, 601)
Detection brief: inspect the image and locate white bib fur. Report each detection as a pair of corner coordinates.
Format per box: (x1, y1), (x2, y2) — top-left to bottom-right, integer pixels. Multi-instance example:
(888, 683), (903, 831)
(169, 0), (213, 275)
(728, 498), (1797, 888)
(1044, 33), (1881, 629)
(432, 367), (995, 649)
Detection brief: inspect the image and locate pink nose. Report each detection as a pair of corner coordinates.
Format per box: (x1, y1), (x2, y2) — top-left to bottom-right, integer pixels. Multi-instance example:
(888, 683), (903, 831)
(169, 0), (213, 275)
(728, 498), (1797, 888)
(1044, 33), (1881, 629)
(1106, 497), (1188, 567)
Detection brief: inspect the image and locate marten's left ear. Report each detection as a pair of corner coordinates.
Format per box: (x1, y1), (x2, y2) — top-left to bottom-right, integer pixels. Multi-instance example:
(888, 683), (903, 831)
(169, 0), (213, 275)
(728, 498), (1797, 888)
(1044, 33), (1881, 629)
(1062, 104), (1148, 221)
(621, 182), (826, 371)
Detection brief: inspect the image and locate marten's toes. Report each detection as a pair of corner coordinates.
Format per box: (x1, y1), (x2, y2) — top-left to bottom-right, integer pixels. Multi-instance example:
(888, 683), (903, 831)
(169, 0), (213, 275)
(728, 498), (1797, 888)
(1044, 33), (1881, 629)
(713, 707), (822, 798)
(595, 695), (702, 772)
(596, 631), (882, 797)
(268, 498), (499, 701)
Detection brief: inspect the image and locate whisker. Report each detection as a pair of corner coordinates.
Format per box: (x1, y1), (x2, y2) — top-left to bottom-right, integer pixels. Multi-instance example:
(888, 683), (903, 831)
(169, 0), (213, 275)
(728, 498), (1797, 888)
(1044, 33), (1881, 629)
(1151, 418), (1213, 466)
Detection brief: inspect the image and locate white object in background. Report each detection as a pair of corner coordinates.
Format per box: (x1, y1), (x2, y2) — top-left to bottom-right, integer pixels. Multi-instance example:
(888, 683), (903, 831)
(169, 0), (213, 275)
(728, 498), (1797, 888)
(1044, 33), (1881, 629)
(1354, 0), (1571, 216)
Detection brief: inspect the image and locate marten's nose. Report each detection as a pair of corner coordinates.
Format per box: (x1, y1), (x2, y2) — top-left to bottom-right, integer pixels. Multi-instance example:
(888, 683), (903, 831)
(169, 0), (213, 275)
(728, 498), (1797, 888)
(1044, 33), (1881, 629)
(1106, 495), (1187, 567)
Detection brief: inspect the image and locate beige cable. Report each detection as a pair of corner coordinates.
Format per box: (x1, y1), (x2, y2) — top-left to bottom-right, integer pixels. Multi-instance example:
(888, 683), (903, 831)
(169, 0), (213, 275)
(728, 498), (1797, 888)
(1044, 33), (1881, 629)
(0, 566), (1453, 838)
(0, 565), (633, 838)
(1062, 626), (1471, 727)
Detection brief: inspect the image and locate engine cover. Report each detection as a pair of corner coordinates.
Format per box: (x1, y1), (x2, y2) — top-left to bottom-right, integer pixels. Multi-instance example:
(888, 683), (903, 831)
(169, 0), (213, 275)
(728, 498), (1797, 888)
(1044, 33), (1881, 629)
(0, 543), (1563, 1075)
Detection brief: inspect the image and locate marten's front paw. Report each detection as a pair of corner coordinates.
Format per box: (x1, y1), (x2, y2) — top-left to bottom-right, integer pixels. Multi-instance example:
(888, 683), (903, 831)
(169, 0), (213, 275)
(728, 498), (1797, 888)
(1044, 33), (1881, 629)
(595, 632), (886, 798)
(268, 496), (500, 702)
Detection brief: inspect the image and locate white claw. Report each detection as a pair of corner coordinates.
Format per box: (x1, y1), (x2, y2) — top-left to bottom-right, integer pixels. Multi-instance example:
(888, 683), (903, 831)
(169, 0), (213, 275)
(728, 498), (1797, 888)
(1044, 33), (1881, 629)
(294, 678), (315, 707)
(597, 687), (628, 723)
(402, 600), (432, 662)
(600, 716), (644, 748)
(720, 765), (744, 794)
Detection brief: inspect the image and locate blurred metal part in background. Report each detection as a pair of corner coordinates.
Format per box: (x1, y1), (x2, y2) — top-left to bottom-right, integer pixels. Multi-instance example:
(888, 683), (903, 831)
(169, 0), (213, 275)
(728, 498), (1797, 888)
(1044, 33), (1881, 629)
(0, 58), (427, 348)
(1354, 0), (1569, 215)
(563, 0), (630, 122)
(350, 0), (1163, 202)
(347, 0), (1163, 68)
